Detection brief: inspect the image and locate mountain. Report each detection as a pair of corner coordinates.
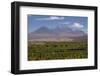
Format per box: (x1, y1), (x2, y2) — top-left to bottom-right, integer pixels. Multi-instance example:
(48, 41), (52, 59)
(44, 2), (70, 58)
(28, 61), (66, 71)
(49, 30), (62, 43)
(28, 26), (87, 42)
(33, 26), (52, 33)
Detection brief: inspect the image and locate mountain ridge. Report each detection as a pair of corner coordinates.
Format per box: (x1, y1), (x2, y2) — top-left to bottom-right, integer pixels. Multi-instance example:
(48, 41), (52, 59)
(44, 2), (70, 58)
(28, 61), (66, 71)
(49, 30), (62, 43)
(28, 26), (87, 42)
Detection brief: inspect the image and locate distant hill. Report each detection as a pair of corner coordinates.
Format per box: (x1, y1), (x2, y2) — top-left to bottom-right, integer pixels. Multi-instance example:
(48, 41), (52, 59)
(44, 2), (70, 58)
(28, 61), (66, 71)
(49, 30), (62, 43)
(28, 26), (87, 42)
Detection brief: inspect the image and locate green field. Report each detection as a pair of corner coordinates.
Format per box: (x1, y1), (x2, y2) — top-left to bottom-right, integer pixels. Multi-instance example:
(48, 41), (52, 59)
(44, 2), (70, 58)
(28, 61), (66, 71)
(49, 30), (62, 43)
(28, 42), (88, 61)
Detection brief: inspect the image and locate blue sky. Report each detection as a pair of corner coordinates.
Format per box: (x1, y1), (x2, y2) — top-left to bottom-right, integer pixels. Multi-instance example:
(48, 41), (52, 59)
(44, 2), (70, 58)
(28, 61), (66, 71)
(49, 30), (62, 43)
(28, 15), (88, 33)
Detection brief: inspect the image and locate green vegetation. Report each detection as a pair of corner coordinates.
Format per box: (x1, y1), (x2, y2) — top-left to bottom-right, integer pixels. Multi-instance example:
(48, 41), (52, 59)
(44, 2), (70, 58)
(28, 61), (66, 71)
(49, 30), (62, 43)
(28, 42), (88, 61)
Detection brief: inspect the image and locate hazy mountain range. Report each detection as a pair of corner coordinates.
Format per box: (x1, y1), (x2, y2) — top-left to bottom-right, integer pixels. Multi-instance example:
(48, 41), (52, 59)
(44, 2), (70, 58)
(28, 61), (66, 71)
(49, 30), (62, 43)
(28, 26), (87, 42)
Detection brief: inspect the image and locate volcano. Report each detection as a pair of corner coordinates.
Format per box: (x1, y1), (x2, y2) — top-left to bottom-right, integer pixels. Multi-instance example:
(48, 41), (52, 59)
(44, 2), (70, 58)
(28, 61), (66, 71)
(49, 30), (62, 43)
(28, 26), (87, 42)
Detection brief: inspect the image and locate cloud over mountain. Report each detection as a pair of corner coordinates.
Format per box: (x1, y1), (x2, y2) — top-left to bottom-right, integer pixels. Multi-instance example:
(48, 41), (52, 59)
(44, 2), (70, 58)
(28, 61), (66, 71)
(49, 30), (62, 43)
(71, 23), (84, 29)
(36, 16), (64, 21)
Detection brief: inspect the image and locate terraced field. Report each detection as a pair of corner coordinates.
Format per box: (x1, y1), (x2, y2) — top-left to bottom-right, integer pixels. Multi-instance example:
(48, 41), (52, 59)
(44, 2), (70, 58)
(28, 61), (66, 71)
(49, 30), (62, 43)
(28, 42), (88, 61)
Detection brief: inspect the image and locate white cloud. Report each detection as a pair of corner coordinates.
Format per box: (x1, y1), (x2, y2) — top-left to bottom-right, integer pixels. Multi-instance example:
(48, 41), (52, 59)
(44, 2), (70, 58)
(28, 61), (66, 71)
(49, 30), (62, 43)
(36, 16), (64, 20)
(70, 23), (84, 30)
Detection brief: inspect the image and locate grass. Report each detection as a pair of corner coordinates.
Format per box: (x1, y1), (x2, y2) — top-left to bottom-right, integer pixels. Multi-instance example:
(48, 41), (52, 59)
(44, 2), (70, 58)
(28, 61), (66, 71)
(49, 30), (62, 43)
(28, 42), (88, 61)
